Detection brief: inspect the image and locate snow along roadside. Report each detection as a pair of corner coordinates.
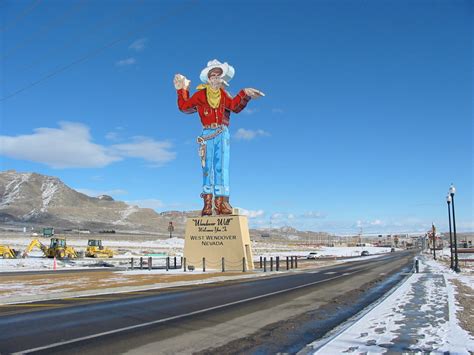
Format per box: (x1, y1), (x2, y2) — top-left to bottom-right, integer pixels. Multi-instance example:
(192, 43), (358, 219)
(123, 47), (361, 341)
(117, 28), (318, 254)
(306, 255), (474, 354)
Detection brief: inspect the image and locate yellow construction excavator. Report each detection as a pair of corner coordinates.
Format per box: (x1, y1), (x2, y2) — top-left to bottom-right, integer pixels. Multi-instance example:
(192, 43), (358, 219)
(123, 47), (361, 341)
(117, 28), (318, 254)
(0, 245), (20, 259)
(23, 238), (78, 259)
(85, 239), (114, 258)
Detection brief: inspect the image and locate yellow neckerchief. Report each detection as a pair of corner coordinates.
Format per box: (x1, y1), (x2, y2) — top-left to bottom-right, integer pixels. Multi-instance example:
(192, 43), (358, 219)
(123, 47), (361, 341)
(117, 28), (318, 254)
(196, 84), (221, 108)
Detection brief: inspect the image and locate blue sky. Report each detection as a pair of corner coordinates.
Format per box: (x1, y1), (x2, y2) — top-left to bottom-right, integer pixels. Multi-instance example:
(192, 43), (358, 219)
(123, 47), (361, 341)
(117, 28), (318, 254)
(1, 0), (472, 234)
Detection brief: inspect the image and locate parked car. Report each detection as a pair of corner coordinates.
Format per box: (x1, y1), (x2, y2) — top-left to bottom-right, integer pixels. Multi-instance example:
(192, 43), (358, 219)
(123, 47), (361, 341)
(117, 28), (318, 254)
(361, 250), (370, 256)
(306, 252), (319, 259)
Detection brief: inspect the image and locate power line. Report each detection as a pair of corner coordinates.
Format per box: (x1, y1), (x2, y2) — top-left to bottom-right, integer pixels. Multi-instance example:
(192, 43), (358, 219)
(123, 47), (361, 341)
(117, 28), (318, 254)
(0, 0), (197, 102)
(0, 0), (43, 33)
(1, 0), (88, 61)
(6, 0), (146, 78)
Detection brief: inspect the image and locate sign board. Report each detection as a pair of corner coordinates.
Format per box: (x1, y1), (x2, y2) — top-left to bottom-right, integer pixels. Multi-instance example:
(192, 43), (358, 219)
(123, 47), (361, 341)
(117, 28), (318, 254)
(184, 215), (254, 271)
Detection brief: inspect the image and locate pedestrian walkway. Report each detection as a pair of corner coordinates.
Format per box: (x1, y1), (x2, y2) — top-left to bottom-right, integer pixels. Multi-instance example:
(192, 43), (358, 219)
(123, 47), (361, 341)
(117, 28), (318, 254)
(311, 255), (474, 354)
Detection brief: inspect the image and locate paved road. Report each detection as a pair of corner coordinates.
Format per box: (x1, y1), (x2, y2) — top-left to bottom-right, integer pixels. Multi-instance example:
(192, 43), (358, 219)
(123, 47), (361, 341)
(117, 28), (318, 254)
(0, 251), (414, 354)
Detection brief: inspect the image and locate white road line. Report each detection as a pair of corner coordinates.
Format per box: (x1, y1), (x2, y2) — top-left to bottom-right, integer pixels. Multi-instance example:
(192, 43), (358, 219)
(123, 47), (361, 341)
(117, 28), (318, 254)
(14, 273), (347, 354)
(324, 271), (337, 275)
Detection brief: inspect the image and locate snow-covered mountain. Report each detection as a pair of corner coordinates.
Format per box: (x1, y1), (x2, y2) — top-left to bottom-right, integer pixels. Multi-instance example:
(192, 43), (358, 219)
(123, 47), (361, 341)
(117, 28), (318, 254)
(0, 170), (191, 233)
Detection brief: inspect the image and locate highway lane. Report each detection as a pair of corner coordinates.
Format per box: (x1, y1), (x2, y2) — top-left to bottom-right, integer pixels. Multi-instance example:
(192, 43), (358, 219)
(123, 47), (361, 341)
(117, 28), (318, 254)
(0, 251), (414, 354)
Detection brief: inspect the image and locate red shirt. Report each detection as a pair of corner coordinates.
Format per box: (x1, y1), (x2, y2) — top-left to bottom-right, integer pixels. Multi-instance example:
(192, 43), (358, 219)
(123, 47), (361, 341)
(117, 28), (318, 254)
(177, 88), (251, 126)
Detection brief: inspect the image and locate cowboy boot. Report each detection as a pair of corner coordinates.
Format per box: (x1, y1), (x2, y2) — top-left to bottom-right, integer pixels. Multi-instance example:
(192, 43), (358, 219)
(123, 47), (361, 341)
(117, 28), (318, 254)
(200, 193), (213, 216)
(215, 196), (233, 215)
(223, 196), (233, 213)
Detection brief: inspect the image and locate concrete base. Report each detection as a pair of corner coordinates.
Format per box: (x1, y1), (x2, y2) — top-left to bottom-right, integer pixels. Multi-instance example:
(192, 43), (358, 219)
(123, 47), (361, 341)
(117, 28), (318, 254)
(184, 215), (254, 271)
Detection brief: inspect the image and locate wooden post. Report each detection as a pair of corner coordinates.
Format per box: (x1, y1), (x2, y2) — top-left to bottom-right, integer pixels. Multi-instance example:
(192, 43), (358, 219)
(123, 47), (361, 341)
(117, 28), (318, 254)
(140, 257), (143, 270)
(222, 257), (225, 272)
(291, 256), (294, 269)
(148, 257), (152, 271)
(174, 257), (177, 269)
(260, 256), (263, 268)
(183, 257), (186, 272)
(295, 256), (298, 268)
(286, 256), (289, 270)
(203, 257), (206, 272)
(130, 257), (134, 270)
(276, 256), (280, 271)
(270, 257), (273, 271)
(243, 257), (246, 272)
(264, 257), (267, 272)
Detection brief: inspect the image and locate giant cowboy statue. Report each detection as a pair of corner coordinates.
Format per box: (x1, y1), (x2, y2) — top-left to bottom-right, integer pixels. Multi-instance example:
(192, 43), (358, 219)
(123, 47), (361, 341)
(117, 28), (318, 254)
(174, 59), (264, 216)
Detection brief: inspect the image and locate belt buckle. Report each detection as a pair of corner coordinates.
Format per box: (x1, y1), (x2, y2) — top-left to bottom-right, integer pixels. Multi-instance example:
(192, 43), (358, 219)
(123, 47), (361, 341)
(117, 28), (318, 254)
(210, 123), (218, 129)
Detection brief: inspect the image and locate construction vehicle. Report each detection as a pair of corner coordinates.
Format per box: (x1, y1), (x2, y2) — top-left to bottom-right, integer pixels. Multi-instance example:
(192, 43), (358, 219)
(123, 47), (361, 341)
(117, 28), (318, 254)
(23, 238), (78, 259)
(1, 245), (20, 259)
(85, 239), (114, 258)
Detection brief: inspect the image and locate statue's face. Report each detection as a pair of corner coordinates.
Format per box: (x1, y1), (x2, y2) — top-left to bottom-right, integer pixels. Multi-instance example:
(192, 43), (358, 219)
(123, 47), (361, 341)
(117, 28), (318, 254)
(208, 72), (223, 89)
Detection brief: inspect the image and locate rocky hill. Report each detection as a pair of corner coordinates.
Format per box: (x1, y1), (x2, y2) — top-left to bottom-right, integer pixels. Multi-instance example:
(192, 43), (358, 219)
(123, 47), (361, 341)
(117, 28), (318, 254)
(0, 170), (193, 234)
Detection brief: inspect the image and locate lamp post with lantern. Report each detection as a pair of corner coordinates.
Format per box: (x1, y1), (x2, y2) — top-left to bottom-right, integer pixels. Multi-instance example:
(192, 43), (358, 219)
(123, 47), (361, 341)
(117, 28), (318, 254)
(446, 194), (454, 270)
(449, 184), (460, 272)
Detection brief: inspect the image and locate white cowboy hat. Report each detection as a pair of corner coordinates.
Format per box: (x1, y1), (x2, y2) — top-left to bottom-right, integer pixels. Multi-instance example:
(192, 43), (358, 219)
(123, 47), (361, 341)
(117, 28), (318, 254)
(199, 59), (235, 85)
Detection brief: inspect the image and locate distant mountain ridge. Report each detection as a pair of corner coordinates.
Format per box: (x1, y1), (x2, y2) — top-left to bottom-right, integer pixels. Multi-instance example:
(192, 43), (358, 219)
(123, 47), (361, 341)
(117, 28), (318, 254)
(0, 170), (191, 233)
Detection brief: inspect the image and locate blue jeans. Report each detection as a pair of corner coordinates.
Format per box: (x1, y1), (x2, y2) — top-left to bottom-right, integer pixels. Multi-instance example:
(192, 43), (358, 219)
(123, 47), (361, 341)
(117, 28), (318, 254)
(201, 126), (230, 197)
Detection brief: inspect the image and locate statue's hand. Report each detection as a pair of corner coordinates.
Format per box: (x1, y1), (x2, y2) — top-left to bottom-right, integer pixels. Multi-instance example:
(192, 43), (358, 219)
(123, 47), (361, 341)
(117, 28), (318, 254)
(174, 74), (190, 90)
(244, 88), (265, 99)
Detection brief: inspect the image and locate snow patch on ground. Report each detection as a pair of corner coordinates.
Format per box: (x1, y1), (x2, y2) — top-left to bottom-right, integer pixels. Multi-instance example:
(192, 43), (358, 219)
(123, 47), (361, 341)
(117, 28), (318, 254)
(114, 205), (140, 225)
(40, 178), (58, 212)
(0, 173), (32, 207)
(311, 255), (474, 354)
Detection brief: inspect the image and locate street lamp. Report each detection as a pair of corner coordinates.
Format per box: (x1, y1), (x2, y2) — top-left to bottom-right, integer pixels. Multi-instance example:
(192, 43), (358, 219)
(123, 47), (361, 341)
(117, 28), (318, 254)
(446, 194), (454, 269)
(449, 183), (460, 272)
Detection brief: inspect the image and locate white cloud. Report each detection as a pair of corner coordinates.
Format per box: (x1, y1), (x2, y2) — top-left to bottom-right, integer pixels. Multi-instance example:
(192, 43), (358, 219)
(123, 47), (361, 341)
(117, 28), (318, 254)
(125, 199), (164, 210)
(0, 122), (121, 168)
(239, 208), (265, 218)
(0, 122), (176, 169)
(301, 211), (326, 219)
(105, 132), (120, 141)
(106, 127), (126, 141)
(116, 57), (136, 67)
(234, 128), (270, 141)
(76, 188), (128, 198)
(111, 137), (176, 167)
(129, 38), (147, 51)
(356, 219), (386, 228)
(243, 108), (258, 115)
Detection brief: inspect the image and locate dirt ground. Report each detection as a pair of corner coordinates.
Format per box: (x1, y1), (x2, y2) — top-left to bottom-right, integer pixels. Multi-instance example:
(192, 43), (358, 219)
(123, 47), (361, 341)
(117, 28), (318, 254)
(451, 279), (474, 337)
(0, 270), (247, 300)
